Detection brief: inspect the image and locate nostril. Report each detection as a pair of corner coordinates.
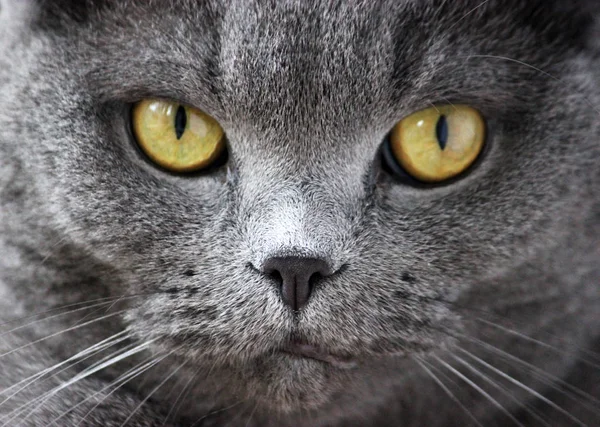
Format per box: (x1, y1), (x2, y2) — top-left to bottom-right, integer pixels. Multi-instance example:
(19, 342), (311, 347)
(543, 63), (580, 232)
(308, 271), (323, 291)
(268, 269), (283, 287)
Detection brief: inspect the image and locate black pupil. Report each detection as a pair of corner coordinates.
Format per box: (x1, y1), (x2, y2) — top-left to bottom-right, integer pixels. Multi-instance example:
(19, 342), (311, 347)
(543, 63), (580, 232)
(175, 106), (187, 140)
(436, 115), (448, 150)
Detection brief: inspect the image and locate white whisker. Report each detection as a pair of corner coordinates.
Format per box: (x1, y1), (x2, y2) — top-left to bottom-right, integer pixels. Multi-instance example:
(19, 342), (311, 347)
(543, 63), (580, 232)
(0, 291), (162, 332)
(38, 237), (68, 266)
(458, 348), (588, 427)
(0, 310), (127, 361)
(450, 354), (552, 427)
(244, 401), (259, 427)
(1, 339), (155, 427)
(0, 300), (123, 338)
(414, 357), (484, 427)
(447, 0), (492, 32)
(0, 331), (130, 406)
(161, 367), (200, 426)
(119, 358), (186, 427)
(54, 355), (168, 426)
(465, 54), (600, 115)
(191, 401), (245, 427)
(433, 355), (525, 427)
(0, 296), (124, 329)
(475, 317), (600, 368)
(459, 334), (600, 412)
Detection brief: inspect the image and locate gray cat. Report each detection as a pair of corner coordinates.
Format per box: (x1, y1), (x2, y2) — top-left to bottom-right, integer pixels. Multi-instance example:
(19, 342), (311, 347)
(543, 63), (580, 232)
(0, 0), (599, 426)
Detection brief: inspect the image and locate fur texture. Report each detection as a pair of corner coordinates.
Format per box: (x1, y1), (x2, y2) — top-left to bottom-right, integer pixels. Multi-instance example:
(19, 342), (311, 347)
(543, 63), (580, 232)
(0, 0), (599, 425)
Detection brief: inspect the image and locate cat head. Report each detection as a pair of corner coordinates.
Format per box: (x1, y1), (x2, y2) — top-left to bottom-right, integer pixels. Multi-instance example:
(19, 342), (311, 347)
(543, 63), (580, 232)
(1, 0), (599, 414)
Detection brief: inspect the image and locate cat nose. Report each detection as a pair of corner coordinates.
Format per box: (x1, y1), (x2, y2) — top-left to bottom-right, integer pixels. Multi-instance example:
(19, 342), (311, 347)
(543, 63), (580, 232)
(262, 256), (333, 311)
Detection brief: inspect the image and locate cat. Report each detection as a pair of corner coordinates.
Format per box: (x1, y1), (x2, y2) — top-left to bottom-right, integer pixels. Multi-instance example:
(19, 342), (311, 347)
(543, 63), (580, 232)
(0, 0), (599, 425)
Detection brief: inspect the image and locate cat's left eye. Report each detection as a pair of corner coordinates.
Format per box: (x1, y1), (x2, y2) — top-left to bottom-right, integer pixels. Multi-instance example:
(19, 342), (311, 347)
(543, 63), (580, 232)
(385, 105), (486, 183)
(132, 99), (225, 173)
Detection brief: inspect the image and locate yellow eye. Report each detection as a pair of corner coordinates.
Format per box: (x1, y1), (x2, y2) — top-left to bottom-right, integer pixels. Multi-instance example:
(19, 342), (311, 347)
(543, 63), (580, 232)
(389, 105), (485, 183)
(132, 99), (225, 173)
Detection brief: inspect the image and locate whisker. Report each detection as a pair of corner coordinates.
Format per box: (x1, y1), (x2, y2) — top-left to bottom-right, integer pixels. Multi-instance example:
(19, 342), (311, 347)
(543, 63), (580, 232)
(457, 348), (589, 427)
(0, 310), (127, 361)
(70, 302), (120, 328)
(0, 290), (169, 331)
(0, 296), (123, 329)
(417, 354), (464, 390)
(446, 0), (492, 32)
(450, 353), (552, 427)
(102, 294), (129, 316)
(407, 292), (600, 359)
(161, 367), (200, 426)
(414, 356), (484, 427)
(38, 236), (68, 266)
(457, 334), (600, 412)
(119, 358), (187, 427)
(433, 355), (526, 426)
(244, 401), (259, 427)
(474, 317), (600, 368)
(0, 331), (131, 405)
(190, 401), (245, 427)
(52, 354), (168, 426)
(465, 54), (600, 115)
(0, 300), (125, 338)
(1, 339), (155, 426)
(70, 293), (144, 328)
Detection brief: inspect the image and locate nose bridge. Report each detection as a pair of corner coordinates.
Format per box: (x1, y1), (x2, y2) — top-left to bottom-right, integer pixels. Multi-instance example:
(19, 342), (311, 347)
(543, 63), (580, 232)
(242, 172), (352, 269)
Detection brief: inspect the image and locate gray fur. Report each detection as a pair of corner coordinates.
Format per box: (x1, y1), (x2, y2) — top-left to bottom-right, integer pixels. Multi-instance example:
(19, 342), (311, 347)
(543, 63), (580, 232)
(0, 0), (599, 425)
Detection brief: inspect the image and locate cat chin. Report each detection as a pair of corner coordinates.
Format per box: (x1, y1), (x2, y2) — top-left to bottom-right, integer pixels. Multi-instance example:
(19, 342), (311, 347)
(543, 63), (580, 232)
(236, 353), (356, 413)
(225, 352), (417, 416)
(165, 350), (360, 414)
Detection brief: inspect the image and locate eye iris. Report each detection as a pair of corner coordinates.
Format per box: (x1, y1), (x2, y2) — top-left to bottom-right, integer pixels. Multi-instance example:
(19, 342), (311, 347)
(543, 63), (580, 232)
(435, 115), (448, 150)
(174, 105), (187, 140)
(388, 105), (485, 183)
(132, 99), (226, 173)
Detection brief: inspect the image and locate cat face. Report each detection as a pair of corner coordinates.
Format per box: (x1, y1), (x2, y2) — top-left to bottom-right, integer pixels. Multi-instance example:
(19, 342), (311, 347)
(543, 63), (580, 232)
(1, 0), (598, 415)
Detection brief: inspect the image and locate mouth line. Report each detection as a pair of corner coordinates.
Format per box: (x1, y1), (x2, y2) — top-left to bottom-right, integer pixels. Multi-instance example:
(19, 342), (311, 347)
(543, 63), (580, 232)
(281, 342), (358, 370)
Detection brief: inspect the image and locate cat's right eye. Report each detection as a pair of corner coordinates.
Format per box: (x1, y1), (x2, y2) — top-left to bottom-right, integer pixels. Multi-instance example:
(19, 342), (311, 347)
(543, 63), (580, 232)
(132, 99), (226, 173)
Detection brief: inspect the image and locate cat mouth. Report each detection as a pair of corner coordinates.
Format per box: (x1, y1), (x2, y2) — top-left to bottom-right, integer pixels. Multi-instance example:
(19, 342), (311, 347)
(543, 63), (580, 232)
(281, 342), (358, 370)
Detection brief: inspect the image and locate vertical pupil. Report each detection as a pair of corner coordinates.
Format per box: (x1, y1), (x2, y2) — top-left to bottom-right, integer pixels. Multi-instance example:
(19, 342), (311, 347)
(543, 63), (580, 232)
(174, 106), (187, 140)
(436, 115), (448, 150)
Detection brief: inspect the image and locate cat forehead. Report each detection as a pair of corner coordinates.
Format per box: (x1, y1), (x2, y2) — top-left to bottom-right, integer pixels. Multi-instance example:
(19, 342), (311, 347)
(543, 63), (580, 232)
(75, 0), (443, 132)
(69, 0), (545, 94)
(38, 0), (587, 134)
(215, 0), (402, 130)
